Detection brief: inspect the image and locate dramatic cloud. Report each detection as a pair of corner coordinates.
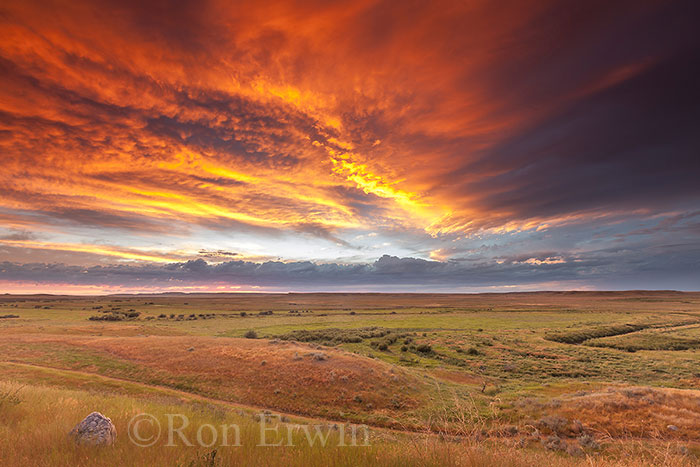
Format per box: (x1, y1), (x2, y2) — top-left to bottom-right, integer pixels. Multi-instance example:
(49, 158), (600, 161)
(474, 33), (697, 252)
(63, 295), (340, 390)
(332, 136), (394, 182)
(2, 241), (699, 293)
(0, 0), (698, 291)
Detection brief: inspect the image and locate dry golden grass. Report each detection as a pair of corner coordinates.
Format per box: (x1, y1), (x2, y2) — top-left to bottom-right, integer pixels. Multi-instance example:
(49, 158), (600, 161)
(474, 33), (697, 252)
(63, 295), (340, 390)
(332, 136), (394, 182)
(1, 381), (696, 467)
(0, 334), (428, 424)
(2, 292), (700, 465)
(551, 386), (700, 440)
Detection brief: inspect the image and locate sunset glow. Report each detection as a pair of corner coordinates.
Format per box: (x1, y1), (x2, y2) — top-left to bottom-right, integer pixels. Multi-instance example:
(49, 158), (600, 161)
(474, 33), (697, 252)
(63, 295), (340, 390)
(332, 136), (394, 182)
(0, 0), (698, 292)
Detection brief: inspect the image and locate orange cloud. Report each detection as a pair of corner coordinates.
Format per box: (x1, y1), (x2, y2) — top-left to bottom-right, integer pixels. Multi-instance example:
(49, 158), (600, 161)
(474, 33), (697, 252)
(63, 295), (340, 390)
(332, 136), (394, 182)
(0, 239), (182, 263)
(0, 0), (696, 270)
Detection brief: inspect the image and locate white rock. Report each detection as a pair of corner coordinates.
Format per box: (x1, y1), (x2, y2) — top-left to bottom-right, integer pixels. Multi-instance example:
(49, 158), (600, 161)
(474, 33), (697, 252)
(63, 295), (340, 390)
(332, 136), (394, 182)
(69, 412), (117, 446)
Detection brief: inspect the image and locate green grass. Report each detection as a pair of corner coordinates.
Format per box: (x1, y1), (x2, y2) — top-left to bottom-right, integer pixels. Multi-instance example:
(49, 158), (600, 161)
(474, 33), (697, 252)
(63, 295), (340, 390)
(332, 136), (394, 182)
(2, 292), (700, 465)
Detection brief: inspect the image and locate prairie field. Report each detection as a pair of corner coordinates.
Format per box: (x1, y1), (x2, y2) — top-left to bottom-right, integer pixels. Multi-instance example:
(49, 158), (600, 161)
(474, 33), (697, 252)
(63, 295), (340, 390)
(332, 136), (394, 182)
(1, 291), (699, 466)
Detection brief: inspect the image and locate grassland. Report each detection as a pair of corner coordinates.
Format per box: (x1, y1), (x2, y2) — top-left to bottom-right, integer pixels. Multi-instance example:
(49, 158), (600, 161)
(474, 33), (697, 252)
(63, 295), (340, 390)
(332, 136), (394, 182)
(1, 291), (699, 465)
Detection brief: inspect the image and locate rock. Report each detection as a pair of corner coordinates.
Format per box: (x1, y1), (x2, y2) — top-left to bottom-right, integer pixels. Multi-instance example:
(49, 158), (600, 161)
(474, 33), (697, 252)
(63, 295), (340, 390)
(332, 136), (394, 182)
(667, 424), (679, 431)
(69, 412), (116, 446)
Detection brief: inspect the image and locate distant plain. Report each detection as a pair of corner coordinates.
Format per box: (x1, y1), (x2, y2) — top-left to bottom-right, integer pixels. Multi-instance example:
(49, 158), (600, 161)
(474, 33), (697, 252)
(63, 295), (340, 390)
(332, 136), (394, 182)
(1, 291), (699, 465)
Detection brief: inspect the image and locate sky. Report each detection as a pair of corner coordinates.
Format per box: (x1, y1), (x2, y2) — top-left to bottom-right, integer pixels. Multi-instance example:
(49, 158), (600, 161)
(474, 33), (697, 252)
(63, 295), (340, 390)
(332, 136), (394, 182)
(0, 0), (699, 293)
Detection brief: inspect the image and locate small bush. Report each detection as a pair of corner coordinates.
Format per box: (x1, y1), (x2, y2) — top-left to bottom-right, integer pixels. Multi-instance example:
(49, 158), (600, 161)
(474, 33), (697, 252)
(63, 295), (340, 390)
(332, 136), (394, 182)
(466, 347), (480, 356)
(416, 343), (432, 353)
(244, 330), (258, 339)
(88, 313), (124, 321)
(275, 327), (392, 344)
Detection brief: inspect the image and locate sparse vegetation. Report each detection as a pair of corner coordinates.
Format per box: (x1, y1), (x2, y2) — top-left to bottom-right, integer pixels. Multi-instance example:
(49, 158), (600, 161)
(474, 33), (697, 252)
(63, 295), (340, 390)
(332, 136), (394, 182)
(545, 323), (650, 344)
(1, 292), (700, 465)
(276, 327), (399, 344)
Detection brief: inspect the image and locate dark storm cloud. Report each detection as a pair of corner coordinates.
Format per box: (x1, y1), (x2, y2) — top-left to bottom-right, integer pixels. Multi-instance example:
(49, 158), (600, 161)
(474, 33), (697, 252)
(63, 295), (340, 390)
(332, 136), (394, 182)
(431, 0), (700, 228)
(1, 0), (699, 292)
(456, 49), (700, 220)
(2, 242), (699, 291)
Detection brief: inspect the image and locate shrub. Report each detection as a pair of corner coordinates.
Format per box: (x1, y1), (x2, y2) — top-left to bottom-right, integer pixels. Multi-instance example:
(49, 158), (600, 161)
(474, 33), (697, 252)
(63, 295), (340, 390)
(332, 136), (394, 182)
(310, 352), (328, 361)
(244, 330), (258, 339)
(275, 327), (392, 344)
(88, 313), (123, 321)
(466, 347), (480, 356)
(416, 343), (432, 353)
(545, 323), (648, 344)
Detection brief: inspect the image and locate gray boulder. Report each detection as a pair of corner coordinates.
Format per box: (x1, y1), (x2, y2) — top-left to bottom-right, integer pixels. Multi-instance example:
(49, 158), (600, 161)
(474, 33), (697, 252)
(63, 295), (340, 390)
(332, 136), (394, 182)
(69, 412), (117, 446)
